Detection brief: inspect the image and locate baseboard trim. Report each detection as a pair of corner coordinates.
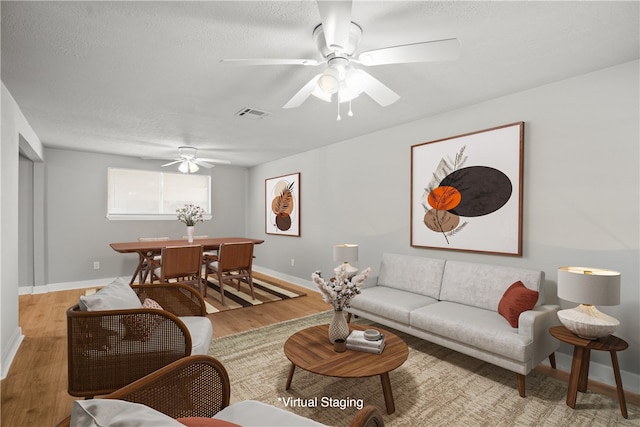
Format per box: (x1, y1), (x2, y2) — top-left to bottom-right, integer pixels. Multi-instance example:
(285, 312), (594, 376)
(252, 265), (317, 292)
(1, 327), (24, 380)
(19, 276), (122, 295)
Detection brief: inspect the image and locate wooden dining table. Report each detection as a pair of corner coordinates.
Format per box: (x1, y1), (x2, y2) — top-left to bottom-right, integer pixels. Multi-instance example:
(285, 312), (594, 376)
(110, 237), (264, 285)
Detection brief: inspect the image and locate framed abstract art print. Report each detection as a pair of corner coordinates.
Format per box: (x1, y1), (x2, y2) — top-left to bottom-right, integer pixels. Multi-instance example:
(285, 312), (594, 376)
(410, 122), (524, 256)
(265, 172), (300, 236)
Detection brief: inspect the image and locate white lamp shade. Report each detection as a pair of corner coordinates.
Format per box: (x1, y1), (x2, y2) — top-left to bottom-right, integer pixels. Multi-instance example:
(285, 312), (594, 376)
(333, 244), (358, 263)
(557, 266), (621, 306)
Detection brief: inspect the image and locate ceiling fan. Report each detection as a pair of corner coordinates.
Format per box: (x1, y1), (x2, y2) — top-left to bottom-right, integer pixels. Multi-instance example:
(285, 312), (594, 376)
(158, 146), (231, 173)
(220, 1), (460, 116)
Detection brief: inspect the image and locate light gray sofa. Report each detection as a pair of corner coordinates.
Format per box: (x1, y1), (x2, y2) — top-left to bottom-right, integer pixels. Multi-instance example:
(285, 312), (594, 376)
(346, 253), (561, 397)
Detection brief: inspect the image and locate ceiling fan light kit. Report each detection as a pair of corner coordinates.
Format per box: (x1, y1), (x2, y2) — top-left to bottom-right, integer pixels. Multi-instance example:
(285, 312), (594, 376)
(157, 146), (230, 173)
(220, 1), (460, 118)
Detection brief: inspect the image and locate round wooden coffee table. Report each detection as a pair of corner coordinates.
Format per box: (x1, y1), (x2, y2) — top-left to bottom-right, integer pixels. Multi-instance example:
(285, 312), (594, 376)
(284, 323), (408, 414)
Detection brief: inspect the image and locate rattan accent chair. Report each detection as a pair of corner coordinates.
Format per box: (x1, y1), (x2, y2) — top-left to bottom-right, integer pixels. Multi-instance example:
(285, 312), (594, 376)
(56, 355), (385, 427)
(204, 241), (254, 304)
(66, 283), (209, 398)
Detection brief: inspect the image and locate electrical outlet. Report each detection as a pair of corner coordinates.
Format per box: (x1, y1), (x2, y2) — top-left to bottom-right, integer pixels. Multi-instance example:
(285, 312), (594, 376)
(291, 258), (295, 267)
(93, 261), (100, 270)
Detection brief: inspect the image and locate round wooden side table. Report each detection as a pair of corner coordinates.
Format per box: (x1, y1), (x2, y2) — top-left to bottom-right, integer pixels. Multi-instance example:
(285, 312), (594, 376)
(549, 325), (628, 419)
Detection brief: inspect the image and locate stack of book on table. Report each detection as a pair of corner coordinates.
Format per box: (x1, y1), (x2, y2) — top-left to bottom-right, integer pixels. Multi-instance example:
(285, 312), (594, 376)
(346, 330), (386, 354)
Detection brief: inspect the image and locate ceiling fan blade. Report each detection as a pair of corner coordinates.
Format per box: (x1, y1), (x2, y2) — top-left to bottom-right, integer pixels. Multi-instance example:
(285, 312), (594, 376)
(193, 160), (216, 169)
(219, 58), (321, 66)
(283, 74), (322, 109)
(198, 158), (232, 166)
(161, 160), (181, 167)
(316, 0), (352, 52)
(359, 71), (400, 107)
(357, 38), (461, 66)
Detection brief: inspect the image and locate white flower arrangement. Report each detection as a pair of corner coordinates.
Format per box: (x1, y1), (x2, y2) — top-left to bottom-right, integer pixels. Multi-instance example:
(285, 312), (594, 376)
(176, 204), (206, 226)
(312, 265), (371, 311)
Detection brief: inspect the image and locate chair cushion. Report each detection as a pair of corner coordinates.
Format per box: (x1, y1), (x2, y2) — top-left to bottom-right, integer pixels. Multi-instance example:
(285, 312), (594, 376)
(79, 278), (141, 311)
(180, 316), (214, 355)
(70, 399), (183, 427)
(177, 417), (241, 427)
(213, 400), (326, 426)
(498, 281), (539, 327)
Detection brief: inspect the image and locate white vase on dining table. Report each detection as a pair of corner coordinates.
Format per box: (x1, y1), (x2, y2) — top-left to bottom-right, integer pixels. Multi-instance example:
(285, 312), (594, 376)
(186, 226), (195, 243)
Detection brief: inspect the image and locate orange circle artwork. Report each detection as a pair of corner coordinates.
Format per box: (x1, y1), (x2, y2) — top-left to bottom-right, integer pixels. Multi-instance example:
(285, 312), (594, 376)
(427, 186), (462, 211)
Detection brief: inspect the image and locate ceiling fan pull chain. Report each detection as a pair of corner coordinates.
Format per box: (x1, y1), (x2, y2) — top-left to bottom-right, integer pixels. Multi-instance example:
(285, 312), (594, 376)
(336, 97), (341, 121)
(348, 99), (354, 117)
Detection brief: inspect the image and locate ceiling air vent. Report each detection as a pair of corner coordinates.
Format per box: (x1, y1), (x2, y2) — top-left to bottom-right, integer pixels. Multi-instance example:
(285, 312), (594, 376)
(235, 107), (271, 120)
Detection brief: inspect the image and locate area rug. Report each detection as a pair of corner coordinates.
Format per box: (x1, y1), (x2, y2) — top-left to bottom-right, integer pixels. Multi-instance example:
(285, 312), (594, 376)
(203, 272), (307, 313)
(86, 273), (306, 314)
(209, 312), (638, 426)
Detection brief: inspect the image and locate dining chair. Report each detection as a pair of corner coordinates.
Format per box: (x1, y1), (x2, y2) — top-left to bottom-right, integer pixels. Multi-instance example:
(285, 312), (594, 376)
(181, 234), (218, 263)
(150, 245), (204, 296)
(135, 237), (170, 284)
(204, 241), (254, 305)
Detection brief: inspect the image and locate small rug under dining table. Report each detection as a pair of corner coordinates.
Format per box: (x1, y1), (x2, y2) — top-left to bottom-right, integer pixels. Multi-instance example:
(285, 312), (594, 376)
(202, 271), (307, 313)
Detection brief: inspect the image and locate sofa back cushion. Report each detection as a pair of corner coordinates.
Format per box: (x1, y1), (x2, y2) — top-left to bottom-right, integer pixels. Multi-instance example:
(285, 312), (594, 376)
(440, 260), (544, 312)
(377, 253), (445, 299)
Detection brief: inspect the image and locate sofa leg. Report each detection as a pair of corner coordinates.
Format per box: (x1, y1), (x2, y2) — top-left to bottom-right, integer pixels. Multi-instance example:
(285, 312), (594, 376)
(548, 352), (557, 369)
(346, 312), (352, 323)
(516, 374), (526, 397)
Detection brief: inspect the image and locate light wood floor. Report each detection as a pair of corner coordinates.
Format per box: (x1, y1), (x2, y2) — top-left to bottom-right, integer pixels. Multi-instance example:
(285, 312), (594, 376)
(2, 275), (637, 427)
(1, 274), (328, 427)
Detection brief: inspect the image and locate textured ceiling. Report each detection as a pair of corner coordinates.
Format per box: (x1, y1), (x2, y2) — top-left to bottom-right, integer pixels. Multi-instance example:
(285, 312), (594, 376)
(2, 1), (638, 167)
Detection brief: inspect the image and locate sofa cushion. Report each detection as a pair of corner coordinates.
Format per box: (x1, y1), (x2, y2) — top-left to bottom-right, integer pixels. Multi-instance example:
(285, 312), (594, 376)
(79, 277), (142, 311)
(439, 261), (543, 312)
(410, 302), (533, 362)
(498, 281), (539, 327)
(377, 253), (445, 299)
(350, 286), (438, 324)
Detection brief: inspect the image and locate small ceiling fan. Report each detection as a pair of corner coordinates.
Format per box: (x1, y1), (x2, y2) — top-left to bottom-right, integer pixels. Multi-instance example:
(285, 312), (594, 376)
(220, 0), (460, 115)
(158, 146), (231, 173)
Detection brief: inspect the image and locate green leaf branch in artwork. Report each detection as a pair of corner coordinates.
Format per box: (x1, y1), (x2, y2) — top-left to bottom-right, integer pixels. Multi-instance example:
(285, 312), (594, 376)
(421, 145), (468, 243)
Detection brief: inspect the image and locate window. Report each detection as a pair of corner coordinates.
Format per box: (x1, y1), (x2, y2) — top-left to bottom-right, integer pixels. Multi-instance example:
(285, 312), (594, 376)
(107, 167), (212, 220)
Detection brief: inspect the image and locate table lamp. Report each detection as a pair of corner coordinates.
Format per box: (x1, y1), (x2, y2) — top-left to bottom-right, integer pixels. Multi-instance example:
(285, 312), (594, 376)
(557, 266), (621, 339)
(333, 244), (359, 278)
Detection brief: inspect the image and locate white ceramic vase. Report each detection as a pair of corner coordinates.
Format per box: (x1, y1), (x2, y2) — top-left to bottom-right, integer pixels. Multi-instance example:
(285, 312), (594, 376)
(186, 226), (195, 243)
(328, 310), (350, 343)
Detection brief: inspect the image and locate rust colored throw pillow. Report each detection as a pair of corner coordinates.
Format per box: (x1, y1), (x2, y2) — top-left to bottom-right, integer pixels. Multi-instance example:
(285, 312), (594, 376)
(177, 417), (242, 427)
(122, 298), (165, 341)
(498, 281), (539, 328)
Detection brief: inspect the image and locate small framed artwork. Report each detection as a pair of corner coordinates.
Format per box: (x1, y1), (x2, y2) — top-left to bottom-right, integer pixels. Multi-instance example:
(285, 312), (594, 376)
(265, 172), (300, 236)
(411, 122), (524, 256)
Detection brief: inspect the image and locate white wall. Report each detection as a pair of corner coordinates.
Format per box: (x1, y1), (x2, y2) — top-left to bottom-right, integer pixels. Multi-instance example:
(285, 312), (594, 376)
(247, 61), (640, 390)
(1, 82), (43, 378)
